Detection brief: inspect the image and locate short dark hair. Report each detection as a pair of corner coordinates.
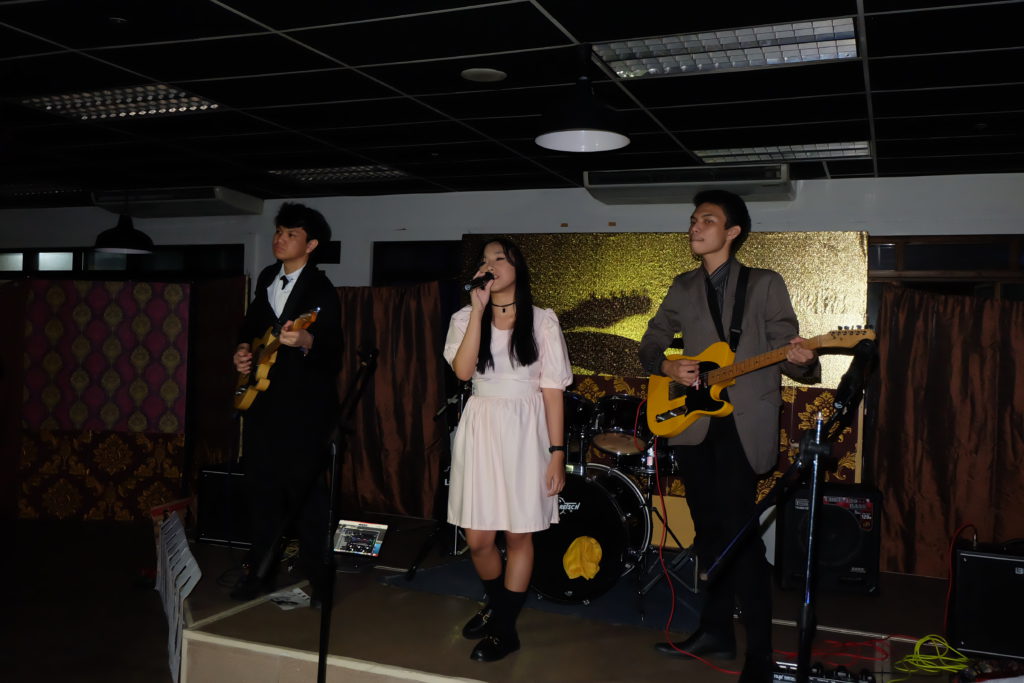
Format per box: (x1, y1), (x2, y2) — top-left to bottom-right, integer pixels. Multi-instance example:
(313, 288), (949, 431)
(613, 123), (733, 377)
(274, 202), (331, 251)
(693, 189), (751, 253)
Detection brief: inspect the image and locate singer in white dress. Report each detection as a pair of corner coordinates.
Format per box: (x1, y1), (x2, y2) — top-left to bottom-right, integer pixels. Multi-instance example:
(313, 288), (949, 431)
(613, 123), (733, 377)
(443, 237), (572, 663)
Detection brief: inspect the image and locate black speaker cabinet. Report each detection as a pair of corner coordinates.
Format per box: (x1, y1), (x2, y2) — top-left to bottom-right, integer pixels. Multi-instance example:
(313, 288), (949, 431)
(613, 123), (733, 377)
(950, 545), (1024, 659)
(197, 464), (250, 546)
(776, 483), (881, 594)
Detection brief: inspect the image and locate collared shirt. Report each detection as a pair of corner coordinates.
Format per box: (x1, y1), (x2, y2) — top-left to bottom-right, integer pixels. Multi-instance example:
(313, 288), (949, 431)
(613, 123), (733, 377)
(705, 257), (734, 319)
(268, 264), (305, 318)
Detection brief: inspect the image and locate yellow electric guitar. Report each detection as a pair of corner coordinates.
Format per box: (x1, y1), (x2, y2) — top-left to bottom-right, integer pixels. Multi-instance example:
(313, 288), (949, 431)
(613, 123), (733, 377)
(646, 328), (876, 438)
(233, 308), (319, 411)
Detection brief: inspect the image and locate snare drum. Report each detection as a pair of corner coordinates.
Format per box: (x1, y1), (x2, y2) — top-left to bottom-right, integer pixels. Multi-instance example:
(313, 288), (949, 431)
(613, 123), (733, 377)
(591, 394), (654, 456)
(531, 464), (651, 603)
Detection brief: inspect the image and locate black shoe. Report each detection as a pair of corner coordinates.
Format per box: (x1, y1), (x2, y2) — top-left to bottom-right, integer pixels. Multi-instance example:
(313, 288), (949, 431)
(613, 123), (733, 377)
(654, 630), (737, 660)
(470, 634), (520, 662)
(462, 606), (494, 639)
(738, 654), (774, 683)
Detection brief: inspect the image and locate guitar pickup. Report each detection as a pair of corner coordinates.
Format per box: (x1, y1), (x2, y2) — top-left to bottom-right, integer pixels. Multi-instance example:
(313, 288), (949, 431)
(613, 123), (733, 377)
(656, 407), (687, 422)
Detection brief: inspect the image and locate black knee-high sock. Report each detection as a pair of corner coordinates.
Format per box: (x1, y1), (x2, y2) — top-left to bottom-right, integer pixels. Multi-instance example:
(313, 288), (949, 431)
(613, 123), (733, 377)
(494, 588), (527, 639)
(481, 576), (504, 607)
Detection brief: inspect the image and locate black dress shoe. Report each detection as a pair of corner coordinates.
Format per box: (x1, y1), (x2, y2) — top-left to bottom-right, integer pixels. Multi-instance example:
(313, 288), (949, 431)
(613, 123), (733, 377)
(462, 606), (494, 639)
(470, 634), (520, 662)
(739, 654), (774, 683)
(654, 630), (737, 660)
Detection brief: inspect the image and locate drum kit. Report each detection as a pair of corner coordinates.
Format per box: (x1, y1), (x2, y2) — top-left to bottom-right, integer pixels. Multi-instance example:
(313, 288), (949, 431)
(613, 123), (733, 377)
(531, 391), (692, 604)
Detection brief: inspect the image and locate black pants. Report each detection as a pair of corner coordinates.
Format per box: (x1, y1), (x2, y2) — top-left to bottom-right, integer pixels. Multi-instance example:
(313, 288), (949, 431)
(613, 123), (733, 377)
(672, 414), (772, 658)
(242, 414), (331, 593)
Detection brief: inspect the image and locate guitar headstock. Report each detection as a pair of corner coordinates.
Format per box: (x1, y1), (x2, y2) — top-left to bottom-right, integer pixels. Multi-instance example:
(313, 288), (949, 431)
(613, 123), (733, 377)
(293, 307), (320, 331)
(816, 326), (876, 349)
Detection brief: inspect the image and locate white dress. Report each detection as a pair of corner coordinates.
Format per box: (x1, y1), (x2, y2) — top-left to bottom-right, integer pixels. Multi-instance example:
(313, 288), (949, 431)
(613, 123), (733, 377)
(443, 306), (573, 533)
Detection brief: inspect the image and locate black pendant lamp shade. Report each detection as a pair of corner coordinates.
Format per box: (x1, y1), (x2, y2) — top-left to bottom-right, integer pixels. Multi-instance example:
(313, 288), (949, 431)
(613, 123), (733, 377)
(94, 214), (154, 254)
(535, 75), (630, 152)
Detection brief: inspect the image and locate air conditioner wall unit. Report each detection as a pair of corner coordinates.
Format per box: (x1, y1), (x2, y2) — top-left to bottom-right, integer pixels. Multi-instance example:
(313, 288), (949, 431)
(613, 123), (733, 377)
(584, 164), (795, 204)
(93, 186), (264, 217)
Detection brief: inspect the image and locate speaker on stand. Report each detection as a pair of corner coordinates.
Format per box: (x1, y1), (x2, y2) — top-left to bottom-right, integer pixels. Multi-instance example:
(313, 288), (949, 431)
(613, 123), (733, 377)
(775, 482), (881, 595)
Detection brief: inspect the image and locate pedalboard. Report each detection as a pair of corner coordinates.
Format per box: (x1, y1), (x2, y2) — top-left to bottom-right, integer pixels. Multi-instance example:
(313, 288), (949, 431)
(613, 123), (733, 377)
(773, 661), (876, 683)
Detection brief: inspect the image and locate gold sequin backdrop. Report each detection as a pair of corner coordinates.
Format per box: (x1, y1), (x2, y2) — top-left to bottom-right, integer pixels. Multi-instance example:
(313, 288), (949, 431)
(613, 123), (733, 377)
(464, 232), (868, 387)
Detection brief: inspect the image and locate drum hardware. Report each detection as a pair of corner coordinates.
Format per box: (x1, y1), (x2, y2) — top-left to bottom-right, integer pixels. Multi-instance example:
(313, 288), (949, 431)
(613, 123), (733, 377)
(563, 391), (594, 473)
(635, 445), (700, 600)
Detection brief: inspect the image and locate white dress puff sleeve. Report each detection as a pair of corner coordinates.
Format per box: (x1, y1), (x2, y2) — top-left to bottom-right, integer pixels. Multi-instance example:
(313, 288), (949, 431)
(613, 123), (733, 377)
(537, 307), (573, 390)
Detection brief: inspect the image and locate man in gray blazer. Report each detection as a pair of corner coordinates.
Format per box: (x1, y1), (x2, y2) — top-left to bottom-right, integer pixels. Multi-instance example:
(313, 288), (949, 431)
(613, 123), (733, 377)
(638, 189), (819, 683)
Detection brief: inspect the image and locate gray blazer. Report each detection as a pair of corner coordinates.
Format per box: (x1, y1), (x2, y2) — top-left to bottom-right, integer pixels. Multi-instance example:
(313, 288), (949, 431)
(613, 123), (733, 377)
(638, 260), (820, 474)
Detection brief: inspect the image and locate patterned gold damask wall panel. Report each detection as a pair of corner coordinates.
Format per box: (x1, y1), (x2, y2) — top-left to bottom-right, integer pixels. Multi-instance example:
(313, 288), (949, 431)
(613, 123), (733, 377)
(19, 430), (185, 521)
(22, 280), (190, 434)
(465, 232), (867, 387)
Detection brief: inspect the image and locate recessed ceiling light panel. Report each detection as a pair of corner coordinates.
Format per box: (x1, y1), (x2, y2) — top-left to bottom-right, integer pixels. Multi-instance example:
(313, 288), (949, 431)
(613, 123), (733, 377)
(20, 84), (219, 121)
(269, 166), (408, 183)
(594, 18), (857, 78)
(695, 141), (870, 163)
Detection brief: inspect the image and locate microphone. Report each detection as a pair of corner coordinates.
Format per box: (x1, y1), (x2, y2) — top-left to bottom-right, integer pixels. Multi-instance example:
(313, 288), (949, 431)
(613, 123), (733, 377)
(464, 272), (494, 291)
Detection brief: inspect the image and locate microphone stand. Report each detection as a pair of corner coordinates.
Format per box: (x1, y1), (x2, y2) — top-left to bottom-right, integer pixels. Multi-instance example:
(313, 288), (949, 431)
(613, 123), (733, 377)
(405, 382), (469, 581)
(317, 347), (379, 683)
(698, 339), (876, 683)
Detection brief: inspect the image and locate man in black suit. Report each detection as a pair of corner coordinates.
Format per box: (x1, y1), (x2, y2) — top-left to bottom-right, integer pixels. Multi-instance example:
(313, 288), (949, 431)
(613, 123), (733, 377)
(230, 202), (342, 605)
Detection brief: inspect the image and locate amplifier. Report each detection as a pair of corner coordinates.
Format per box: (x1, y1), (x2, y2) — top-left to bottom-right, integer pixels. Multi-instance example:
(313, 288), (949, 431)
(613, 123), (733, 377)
(950, 544), (1024, 659)
(776, 483), (881, 594)
(197, 464), (250, 546)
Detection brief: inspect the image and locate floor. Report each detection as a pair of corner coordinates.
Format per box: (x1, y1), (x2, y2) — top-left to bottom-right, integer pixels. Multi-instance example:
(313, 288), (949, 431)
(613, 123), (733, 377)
(9, 516), (954, 683)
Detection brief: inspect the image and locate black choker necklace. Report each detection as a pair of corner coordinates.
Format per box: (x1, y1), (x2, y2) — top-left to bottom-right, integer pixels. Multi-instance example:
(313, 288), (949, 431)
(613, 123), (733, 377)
(491, 300), (516, 314)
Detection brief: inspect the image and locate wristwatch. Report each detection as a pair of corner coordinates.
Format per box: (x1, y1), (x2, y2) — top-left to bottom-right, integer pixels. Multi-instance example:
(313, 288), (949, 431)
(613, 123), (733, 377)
(548, 445), (566, 453)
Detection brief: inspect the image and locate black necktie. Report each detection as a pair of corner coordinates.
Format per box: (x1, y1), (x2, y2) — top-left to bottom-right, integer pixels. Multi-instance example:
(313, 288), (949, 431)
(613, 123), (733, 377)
(280, 275), (289, 290)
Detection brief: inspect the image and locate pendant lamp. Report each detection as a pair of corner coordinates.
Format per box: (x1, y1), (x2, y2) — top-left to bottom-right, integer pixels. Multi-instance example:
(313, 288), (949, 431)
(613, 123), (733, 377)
(535, 75), (630, 152)
(94, 214), (154, 254)
(535, 45), (630, 153)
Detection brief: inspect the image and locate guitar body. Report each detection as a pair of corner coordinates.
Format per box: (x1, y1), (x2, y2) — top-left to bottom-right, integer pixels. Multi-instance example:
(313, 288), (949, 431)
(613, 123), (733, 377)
(233, 308), (319, 411)
(233, 327), (278, 411)
(647, 343), (737, 438)
(645, 327), (875, 439)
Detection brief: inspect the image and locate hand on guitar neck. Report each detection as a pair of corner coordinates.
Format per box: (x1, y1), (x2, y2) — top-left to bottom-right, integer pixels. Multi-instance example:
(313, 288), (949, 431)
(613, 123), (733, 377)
(660, 337), (814, 388)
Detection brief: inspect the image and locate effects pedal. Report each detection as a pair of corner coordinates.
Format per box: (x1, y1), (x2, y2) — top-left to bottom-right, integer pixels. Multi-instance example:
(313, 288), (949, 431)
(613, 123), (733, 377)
(773, 661), (876, 683)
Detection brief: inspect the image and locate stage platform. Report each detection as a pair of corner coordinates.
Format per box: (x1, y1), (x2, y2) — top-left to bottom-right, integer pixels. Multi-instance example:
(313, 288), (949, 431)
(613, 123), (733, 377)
(180, 514), (949, 683)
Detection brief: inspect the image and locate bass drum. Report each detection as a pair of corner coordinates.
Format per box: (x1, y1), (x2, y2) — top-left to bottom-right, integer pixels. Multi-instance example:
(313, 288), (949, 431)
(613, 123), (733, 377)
(531, 464), (651, 603)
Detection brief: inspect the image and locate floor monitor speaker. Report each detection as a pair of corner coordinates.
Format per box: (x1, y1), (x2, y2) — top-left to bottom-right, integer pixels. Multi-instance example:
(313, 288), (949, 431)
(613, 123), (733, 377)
(775, 482), (880, 594)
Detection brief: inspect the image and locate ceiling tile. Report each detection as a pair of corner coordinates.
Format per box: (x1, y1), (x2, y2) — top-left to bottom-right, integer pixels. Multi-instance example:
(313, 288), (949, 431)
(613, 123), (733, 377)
(0, 0), (260, 49)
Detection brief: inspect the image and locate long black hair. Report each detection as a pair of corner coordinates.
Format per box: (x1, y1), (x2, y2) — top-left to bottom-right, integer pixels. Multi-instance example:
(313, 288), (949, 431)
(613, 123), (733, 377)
(476, 237), (538, 373)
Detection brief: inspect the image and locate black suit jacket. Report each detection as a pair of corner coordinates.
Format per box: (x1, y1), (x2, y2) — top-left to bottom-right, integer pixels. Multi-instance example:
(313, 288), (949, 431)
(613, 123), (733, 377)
(238, 262), (342, 431)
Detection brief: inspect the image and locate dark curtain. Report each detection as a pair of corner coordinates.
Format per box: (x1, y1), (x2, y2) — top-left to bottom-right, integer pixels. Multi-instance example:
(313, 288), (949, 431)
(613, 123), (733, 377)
(187, 276), (247, 483)
(873, 285), (1024, 576)
(1, 281), (27, 521)
(335, 282), (447, 518)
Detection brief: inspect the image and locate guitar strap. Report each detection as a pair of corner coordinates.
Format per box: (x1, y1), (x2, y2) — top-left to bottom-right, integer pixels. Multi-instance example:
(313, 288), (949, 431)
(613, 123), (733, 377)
(705, 264), (750, 352)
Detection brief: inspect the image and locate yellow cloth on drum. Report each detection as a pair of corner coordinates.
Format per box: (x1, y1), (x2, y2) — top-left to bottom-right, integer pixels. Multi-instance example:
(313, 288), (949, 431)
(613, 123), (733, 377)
(563, 536), (602, 580)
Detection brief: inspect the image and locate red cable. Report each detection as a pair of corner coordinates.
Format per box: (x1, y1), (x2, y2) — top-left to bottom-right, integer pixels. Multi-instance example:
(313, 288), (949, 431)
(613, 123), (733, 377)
(944, 522), (977, 634)
(634, 398), (739, 676)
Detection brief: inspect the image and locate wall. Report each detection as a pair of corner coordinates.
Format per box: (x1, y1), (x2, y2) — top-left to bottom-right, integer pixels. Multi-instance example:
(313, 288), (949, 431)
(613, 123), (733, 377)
(2, 173), (1022, 287)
